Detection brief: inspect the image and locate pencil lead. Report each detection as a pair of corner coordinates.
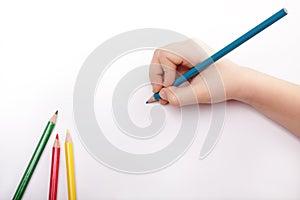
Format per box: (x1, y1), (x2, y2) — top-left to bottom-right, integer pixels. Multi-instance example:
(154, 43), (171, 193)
(55, 110), (58, 115)
(56, 134), (59, 140)
(146, 101), (149, 104)
(66, 129), (70, 134)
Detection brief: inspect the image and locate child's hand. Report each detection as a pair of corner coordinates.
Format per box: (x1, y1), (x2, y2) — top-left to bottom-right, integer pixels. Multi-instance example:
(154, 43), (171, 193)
(149, 39), (300, 137)
(149, 39), (242, 106)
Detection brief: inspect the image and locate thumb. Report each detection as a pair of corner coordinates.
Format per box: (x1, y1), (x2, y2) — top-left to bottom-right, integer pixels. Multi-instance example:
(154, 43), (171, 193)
(159, 85), (199, 106)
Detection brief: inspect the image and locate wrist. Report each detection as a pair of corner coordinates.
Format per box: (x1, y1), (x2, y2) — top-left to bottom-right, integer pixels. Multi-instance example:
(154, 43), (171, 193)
(217, 62), (253, 102)
(229, 66), (258, 104)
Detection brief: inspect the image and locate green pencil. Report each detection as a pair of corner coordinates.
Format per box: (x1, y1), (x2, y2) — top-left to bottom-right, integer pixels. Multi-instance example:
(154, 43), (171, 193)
(12, 111), (58, 200)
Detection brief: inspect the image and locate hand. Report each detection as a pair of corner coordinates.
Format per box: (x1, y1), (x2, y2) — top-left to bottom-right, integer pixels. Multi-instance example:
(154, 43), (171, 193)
(149, 39), (300, 137)
(149, 39), (242, 106)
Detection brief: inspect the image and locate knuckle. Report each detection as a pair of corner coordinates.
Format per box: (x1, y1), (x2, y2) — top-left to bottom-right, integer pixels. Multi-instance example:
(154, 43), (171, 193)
(154, 49), (162, 57)
(158, 50), (167, 57)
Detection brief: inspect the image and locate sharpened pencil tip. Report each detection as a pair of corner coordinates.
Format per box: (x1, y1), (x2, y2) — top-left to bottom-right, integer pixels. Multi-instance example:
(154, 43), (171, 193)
(56, 134), (59, 140)
(146, 95), (158, 104)
(55, 110), (58, 115)
(65, 129), (72, 143)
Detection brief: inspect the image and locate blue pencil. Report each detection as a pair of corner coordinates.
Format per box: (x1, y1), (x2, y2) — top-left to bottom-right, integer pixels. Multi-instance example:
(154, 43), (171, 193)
(147, 8), (288, 103)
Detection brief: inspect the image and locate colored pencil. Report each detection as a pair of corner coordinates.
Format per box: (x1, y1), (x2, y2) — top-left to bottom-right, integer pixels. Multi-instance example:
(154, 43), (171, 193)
(49, 134), (60, 200)
(146, 8), (288, 103)
(65, 129), (76, 200)
(12, 111), (58, 200)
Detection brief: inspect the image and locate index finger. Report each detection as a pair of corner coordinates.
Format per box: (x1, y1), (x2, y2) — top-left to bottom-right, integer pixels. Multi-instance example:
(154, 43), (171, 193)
(149, 50), (163, 93)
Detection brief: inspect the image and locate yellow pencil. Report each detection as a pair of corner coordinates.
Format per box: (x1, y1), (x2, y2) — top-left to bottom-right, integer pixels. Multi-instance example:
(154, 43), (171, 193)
(65, 129), (76, 200)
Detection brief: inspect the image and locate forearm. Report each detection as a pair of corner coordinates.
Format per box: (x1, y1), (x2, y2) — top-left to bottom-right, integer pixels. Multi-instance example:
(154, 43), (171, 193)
(233, 67), (300, 137)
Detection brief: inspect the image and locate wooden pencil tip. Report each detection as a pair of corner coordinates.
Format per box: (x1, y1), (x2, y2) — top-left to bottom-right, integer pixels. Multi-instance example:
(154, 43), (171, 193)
(55, 110), (58, 115)
(146, 95), (157, 104)
(65, 129), (72, 142)
(50, 111), (58, 123)
(53, 134), (60, 147)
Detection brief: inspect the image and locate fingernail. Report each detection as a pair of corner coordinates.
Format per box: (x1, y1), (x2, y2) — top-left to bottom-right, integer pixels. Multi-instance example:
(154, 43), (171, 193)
(159, 90), (166, 99)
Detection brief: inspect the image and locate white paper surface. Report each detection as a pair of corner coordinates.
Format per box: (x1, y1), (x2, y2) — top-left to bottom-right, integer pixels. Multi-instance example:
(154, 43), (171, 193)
(1, 0), (300, 199)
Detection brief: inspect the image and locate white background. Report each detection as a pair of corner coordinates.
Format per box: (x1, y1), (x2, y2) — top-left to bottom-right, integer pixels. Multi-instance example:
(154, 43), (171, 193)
(1, 0), (300, 199)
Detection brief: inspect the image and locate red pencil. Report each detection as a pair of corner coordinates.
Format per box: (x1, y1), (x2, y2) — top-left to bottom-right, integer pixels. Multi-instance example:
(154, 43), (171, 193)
(49, 134), (60, 200)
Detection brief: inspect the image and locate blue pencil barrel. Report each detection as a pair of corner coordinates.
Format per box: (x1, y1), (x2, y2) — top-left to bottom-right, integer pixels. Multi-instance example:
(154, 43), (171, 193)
(153, 8), (288, 100)
(173, 58), (215, 86)
(211, 8), (287, 62)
